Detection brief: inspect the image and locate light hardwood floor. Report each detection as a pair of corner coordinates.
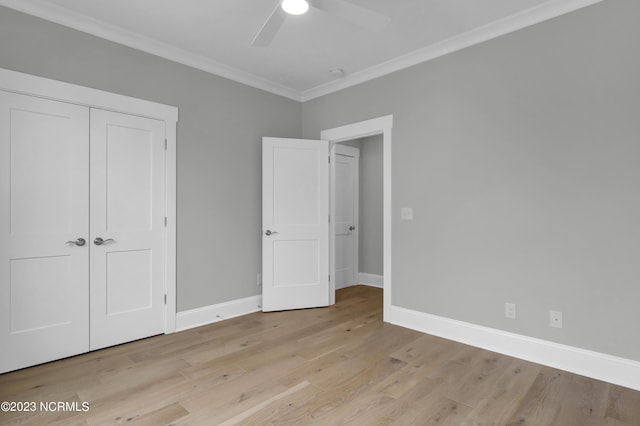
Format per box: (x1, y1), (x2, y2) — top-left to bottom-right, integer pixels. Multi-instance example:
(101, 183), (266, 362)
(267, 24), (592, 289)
(1, 285), (639, 425)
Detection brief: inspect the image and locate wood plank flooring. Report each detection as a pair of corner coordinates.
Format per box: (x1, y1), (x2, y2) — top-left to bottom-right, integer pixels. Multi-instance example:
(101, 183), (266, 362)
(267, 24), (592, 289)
(1, 285), (639, 425)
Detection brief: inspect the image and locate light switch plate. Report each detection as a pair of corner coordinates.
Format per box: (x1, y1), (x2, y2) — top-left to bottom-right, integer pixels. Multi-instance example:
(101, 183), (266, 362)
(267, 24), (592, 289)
(401, 207), (413, 220)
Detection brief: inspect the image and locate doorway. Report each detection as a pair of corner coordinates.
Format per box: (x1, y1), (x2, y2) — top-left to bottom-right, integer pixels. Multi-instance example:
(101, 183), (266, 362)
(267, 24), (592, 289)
(332, 134), (385, 294)
(261, 115), (392, 316)
(322, 115), (393, 320)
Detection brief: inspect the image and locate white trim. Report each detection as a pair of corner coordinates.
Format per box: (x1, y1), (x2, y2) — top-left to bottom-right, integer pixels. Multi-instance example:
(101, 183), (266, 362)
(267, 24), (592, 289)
(321, 115), (392, 322)
(164, 120), (178, 333)
(0, 67), (179, 335)
(301, 0), (607, 101)
(388, 305), (640, 391)
(329, 145), (337, 303)
(334, 145), (361, 157)
(0, 68), (177, 122)
(175, 296), (263, 332)
(0, 0), (605, 102)
(321, 116), (393, 143)
(358, 273), (383, 288)
(0, 0), (300, 101)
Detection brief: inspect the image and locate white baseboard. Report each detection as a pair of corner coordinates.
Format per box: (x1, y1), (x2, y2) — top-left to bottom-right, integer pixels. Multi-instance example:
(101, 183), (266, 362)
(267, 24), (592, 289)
(175, 295), (262, 332)
(388, 305), (640, 391)
(358, 273), (383, 288)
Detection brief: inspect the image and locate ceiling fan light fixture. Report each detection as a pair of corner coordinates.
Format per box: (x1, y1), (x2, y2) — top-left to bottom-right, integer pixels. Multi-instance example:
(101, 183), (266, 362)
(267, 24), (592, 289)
(281, 0), (309, 15)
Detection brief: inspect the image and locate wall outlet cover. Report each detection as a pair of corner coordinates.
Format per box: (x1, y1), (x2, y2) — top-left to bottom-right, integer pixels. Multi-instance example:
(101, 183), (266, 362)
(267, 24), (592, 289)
(401, 207), (413, 220)
(505, 302), (516, 319)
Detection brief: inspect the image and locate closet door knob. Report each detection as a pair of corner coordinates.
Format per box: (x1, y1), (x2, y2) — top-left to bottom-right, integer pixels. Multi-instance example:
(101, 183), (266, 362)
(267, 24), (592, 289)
(66, 238), (86, 246)
(349, 226), (355, 231)
(265, 230), (278, 236)
(94, 237), (115, 246)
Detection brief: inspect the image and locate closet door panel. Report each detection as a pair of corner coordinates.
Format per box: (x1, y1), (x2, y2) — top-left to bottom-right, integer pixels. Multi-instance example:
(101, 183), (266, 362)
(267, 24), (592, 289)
(0, 91), (89, 373)
(89, 109), (165, 350)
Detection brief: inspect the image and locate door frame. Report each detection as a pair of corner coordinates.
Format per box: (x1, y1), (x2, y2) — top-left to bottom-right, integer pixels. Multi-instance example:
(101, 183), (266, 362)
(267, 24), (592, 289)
(321, 115), (393, 320)
(0, 68), (179, 333)
(330, 144), (360, 290)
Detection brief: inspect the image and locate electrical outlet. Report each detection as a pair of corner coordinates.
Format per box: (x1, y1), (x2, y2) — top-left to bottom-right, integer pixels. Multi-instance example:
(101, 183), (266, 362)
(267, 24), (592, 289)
(257, 273), (262, 287)
(550, 310), (563, 328)
(505, 302), (516, 319)
(401, 207), (413, 220)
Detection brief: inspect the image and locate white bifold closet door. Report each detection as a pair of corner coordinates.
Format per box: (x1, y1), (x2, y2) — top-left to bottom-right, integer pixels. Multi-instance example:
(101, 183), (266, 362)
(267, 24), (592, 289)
(0, 91), (166, 373)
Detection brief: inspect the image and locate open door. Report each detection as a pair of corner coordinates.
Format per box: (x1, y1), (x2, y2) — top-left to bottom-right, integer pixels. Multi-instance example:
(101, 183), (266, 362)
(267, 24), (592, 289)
(262, 137), (330, 311)
(330, 144), (359, 293)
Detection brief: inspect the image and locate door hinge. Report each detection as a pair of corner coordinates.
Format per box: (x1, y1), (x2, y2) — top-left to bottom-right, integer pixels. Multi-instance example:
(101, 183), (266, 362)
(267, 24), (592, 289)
(164, 138), (168, 150)
(328, 155), (330, 163)
(328, 274), (331, 282)
(328, 215), (330, 223)
(164, 294), (167, 304)
(164, 216), (168, 227)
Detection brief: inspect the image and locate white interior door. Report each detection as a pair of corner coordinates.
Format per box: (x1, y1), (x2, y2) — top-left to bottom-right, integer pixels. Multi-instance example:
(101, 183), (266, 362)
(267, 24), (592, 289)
(0, 91), (89, 373)
(332, 145), (359, 289)
(262, 137), (330, 311)
(89, 109), (166, 350)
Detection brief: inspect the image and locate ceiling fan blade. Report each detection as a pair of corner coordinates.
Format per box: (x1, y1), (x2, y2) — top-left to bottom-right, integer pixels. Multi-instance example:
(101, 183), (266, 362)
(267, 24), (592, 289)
(310, 0), (390, 32)
(251, 3), (288, 47)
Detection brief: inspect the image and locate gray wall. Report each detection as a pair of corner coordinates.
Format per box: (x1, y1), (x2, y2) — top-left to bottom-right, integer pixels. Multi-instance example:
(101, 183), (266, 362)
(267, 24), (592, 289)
(303, 0), (640, 361)
(0, 7), (301, 311)
(4, 0), (640, 362)
(358, 135), (383, 276)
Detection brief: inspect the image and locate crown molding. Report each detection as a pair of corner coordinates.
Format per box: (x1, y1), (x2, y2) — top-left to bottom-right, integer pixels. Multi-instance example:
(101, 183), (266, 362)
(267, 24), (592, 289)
(1, 0), (606, 103)
(300, 0), (606, 101)
(0, 0), (302, 101)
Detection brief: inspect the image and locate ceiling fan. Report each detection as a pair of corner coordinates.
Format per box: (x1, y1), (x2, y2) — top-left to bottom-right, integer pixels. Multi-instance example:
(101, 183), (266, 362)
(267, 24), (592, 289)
(252, 0), (390, 47)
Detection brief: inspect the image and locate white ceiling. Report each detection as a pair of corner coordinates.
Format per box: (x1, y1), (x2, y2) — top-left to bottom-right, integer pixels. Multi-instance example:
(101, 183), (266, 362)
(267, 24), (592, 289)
(0, 0), (603, 101)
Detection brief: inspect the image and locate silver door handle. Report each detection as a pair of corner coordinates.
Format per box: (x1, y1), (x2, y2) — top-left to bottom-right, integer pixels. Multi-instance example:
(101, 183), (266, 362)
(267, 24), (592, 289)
(94, 237), (115, 246)
(265, 230), (279, 236)
(66, 238), (86, 247)
(349, 226), (356, 231)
